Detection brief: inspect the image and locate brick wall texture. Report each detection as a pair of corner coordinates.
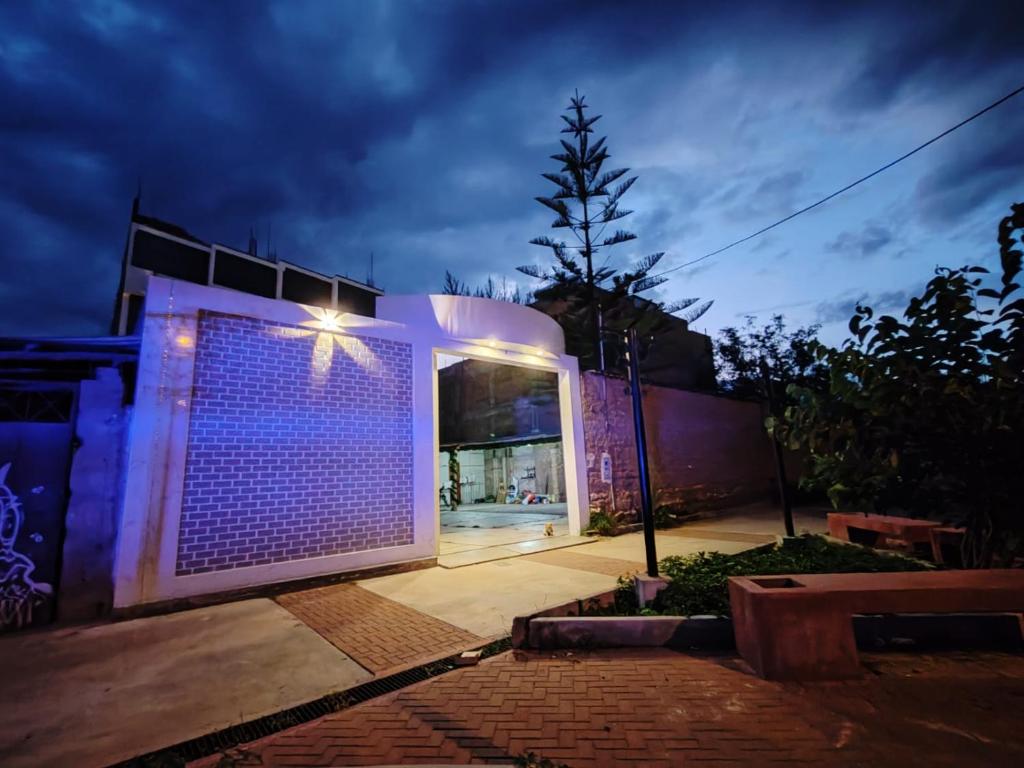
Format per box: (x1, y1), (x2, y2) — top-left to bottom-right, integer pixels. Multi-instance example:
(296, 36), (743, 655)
(175, 312), (414, 576)
(581, 371), (800, 520)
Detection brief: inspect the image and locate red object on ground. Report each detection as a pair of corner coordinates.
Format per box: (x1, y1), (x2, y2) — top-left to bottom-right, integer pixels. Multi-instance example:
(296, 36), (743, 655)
(729, 569), (1024, 681)
(827, 511), (940, 555)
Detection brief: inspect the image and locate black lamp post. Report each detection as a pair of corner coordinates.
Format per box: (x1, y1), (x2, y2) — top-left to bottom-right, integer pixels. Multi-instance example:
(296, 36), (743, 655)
(759, 358), (795, 537)
(603, 326), (659, 577)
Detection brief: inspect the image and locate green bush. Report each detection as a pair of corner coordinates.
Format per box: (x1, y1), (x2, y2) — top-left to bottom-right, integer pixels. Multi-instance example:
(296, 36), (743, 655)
(652, 535), (931, 617)
(585, 509), (617, 535)
(772, 204), (1024, 567)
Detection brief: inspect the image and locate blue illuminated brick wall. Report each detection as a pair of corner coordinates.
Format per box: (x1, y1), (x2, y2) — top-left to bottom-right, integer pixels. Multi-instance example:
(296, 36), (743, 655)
(176, 311), (414, 575)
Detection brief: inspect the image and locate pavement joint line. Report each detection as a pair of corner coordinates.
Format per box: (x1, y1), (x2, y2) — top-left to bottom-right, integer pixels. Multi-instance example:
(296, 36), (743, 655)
(438, 535), (598, 569)
(108, 635), (514, 768)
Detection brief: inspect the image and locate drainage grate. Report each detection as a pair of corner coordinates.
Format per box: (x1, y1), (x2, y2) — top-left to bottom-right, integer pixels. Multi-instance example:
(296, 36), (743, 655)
(110, 636), (512, 767)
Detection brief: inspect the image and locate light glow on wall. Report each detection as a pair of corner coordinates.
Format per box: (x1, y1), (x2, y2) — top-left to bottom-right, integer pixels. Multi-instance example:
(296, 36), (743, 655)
(311, 330), (335, 387)
(299, 306), (371, 333)
(461, 336), (557, 361)
(258, 307), (382, 387)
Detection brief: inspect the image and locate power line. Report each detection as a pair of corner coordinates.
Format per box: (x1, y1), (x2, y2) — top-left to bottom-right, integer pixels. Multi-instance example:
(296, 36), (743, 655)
(650, 82), (1024, 280)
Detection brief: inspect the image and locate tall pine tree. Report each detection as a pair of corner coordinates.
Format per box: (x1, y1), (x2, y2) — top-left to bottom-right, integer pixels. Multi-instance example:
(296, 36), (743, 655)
(519, 91), (711, 370)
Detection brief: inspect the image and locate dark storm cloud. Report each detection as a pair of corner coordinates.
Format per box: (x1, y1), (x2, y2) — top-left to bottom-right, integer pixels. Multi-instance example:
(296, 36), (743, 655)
(826, 222), (894, 259)
(0, 0), (1020, 336)
(837, 0), (1022, 110)
(0, 0), (710, 334)
(726, 171), (806, 220)
(915, 114), (1024, 225)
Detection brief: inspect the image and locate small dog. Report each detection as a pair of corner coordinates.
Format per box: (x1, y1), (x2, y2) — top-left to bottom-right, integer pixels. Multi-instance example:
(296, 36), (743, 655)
(544, 522), (554, 537)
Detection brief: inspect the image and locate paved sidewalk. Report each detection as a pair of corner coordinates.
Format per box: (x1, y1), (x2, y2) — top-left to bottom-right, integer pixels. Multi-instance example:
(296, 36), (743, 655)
(0, 599), (371, 768)
(0, 503), (823, 767)
(194, 649), (1024, 767)
(355, 503), (825, 638)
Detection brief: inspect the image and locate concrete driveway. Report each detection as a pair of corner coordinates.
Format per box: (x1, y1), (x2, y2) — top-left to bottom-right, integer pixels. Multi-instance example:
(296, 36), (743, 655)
(0, 502), (826, 767)
(0, 599), (371, 768)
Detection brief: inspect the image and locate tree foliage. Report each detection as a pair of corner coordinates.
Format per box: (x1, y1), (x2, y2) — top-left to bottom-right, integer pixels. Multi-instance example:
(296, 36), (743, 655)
(518, 91), (711, 369)
(715, 314), (826, 399)
(771, 204), (1024, 567)
(441, 270), (531, 304)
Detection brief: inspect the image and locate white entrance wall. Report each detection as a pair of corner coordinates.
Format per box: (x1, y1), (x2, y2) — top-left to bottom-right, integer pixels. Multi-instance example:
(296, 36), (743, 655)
(112, 278), (588, 608)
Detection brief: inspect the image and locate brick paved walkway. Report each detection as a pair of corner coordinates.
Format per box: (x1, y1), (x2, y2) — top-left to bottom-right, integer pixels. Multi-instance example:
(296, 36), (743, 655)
(277, 584), (484, 674)
(193, 649), (1024, 767)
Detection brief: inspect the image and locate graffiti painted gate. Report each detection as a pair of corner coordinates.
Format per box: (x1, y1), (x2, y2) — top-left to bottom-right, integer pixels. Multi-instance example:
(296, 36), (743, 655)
(0, 388), (75, 631)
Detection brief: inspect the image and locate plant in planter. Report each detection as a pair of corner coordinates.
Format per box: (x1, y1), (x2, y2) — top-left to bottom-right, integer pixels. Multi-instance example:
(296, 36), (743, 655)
(770, 204), (1024, 568)
(652, 535), (930, 617)
(596, 536), (929, 618)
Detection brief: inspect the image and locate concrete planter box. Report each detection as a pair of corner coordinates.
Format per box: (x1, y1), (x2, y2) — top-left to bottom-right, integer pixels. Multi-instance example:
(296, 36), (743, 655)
(512, 588), (1024, 656)
(509, 569), (1024, 656)
(510, 589), (735, 651)
(518, 611), (1024, 654)
(527, 615), (734, 651)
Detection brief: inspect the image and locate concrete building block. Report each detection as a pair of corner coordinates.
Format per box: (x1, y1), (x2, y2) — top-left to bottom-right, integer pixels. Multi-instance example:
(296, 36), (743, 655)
(527, 615), (736, 651)
(456, 650), (482, 666)
(530, 616), (683, 649)
(635, 574), (669, 606)
(59, 368), (127, 621)
(729, 570), (1024, 681)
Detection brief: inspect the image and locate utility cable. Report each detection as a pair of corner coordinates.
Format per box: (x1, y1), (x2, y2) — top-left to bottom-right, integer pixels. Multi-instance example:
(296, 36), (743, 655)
(649, 83), (1024, 279)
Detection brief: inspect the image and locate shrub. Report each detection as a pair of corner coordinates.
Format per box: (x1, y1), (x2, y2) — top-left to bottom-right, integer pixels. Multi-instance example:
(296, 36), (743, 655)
(585, 509), (617, 536)
(653, 535), (930, 617)
(772, 204), (1024, 567)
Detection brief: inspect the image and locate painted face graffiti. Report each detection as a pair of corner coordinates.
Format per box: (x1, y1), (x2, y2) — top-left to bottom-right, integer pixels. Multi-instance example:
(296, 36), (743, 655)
(0, 463), (53, 630)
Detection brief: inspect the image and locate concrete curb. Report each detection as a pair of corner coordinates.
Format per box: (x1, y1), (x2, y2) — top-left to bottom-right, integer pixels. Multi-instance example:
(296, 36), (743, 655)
(510, 589), (618, 648)
(514, 610), (1024, 653)
(528, 615), (735, 651)
(510, 589), (736, 651)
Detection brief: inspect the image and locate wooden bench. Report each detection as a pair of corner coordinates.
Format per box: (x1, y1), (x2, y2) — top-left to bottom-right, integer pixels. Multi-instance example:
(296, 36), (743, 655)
(728, 569), (1024, 680)
(827, 512), (940, 557)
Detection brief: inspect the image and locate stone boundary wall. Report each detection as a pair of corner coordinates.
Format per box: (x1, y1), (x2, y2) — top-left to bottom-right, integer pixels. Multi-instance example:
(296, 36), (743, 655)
(581, 371), (794, 519)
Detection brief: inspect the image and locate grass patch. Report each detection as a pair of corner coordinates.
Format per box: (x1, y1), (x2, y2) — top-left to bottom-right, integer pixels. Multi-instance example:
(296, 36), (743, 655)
(604, 535), (932, 617)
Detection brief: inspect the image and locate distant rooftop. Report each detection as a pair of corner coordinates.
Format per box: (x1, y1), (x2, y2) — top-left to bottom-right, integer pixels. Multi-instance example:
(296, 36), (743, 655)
(113, 209), (383, 335)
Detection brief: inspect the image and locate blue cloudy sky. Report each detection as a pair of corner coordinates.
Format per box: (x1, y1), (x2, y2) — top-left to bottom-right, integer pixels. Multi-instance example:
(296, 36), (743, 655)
(1, 0), (1021, 343)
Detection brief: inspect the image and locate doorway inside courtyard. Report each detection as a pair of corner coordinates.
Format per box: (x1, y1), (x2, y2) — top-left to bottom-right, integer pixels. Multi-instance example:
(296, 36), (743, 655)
(436, 352), (581, 567)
